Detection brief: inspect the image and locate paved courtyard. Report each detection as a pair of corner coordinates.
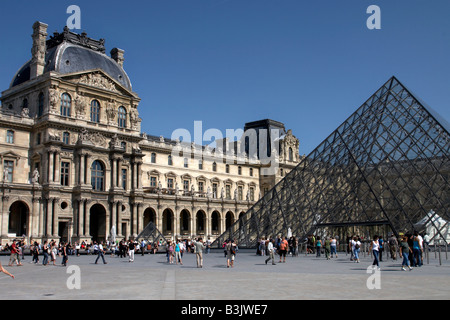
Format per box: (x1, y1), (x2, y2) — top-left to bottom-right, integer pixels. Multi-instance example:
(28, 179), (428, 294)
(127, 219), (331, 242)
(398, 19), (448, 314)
(1, 249), (449, 300)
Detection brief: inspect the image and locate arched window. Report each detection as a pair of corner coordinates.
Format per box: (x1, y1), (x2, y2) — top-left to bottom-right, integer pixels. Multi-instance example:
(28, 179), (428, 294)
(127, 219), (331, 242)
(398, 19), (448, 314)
(38, 93), (44, 117)
(289, 147), (293, 162)
(226, 164), (230, 173)
(238, 166), (242, 175)
(151, 153), (156, 163)
(184, 158), (189, 168)
(90, 100), (100, 123)
(168, 155), (173, 166)
(60, 93), (71, 117)
(91, 160), (105, 191)
(213, 162), (217, 172)
(118, 106), (127, 128)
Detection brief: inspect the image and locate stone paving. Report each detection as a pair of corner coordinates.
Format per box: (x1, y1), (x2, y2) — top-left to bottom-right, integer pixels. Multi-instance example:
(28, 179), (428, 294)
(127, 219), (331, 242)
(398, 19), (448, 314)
(1, 249), (449, 300)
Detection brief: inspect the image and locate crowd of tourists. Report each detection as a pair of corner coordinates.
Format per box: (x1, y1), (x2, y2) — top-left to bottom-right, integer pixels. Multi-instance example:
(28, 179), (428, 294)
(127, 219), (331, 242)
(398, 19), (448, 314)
(0, 230), (434, 280)
(254, 231), (430, 272)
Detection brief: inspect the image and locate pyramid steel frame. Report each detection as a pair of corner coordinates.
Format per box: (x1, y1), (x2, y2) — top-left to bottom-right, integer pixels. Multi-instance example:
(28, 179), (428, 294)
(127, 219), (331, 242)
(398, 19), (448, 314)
(213, 77), (450, 248)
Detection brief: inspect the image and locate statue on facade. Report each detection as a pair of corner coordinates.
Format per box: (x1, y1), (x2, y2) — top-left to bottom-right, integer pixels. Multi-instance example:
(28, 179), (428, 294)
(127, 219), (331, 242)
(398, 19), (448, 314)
(32, 168), (40, 184)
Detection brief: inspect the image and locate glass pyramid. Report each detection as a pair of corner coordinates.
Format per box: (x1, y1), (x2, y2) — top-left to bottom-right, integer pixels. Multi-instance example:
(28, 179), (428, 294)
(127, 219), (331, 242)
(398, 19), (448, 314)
(213, 76), (450, 247)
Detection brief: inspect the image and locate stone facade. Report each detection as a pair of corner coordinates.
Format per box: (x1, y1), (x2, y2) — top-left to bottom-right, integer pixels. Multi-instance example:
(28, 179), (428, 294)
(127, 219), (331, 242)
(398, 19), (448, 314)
(0, 22), (301, 245)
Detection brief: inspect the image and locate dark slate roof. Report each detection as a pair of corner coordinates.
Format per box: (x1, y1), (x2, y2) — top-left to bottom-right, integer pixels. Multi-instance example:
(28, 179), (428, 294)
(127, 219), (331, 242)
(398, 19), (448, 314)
(10, 28), (132, 90)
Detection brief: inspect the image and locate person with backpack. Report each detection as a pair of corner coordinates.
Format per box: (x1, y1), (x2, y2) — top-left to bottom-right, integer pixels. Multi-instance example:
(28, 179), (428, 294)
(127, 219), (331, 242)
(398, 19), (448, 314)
(352, 236), (361, 263)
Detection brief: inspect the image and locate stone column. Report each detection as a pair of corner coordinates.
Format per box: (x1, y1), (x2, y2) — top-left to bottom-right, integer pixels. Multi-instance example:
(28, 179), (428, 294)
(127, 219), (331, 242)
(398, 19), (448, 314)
(117, 201), (123, 237)
(77, 199), (84, 237)
(31, 197), (40, 238)
(52, 198), (59, 238)
(137, 203), (143, 235)
(79, 153), (85, 185)
(117, 158), (123, 189)
(110, 157), (115, 190)
(85, 154), (92, 187)
(137, 161), (143, 190)
(48, 151), (54, 183)
(46, 198), (53, 237)
(84, 199), (90, 237)
(1, 196), (9, 238)
(110, 201), (117, 237)
(54, 151), (61, 184)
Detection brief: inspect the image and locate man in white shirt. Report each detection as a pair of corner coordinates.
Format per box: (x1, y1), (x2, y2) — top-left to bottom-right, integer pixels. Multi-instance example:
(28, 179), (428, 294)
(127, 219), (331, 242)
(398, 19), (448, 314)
(265, 239), (276, 265)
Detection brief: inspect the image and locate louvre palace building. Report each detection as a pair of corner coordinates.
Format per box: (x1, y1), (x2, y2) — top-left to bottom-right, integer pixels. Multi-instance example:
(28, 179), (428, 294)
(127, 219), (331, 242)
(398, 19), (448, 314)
(0, 22), (301, 245)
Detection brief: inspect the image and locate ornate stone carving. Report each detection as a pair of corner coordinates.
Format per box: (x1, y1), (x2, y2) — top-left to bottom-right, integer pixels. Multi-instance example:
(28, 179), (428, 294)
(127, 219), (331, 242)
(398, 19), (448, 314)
(48, 86), (59, 114)
(106, 100), (116, 124)
(79, 73), (119, 92)
(74, 93), (86, 119)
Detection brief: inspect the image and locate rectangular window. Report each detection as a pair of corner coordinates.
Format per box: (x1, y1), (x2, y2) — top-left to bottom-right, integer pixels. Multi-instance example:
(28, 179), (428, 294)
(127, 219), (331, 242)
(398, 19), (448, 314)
(3, 160), (14, 182)
(238, 186), (243, 201)
(6, 130), (14, 144)
(183, 180), (189, 191)
(198, 181), (204, 193)
(122, 169), (127, 189)
(61, 162), (70, 186)
(226, 185), (231, 199)
(167, 178), (174, 189)
(150, 176), (157, 188)
(250, 187), (255, 201)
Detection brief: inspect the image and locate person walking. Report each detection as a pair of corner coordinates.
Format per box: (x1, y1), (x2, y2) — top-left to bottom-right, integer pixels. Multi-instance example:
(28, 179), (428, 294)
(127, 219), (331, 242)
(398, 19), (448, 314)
(8, 240), (22, 267)
(193, 238), (206, 268)
(95, 242), (107, 264)
(369, 235), (380, 269)
(31, 241), (40, 264)
(61, 242), (68, 267)
(388, 233), (398, 260)
(0, 261), (14, 279)
(265, 239), (276, 265)
(379, 236), (384, 262)
(175, 240), (183, 265)
(226, 239), (237, 268)
(352, 236), (361, 263)
(42, 241), (49, 266)
(324, 237), (331, 260)
(412, 232), (423, 267)
(330, 236), (338, 258)
(51, 241), (57, 265)
(399, 235), (413, 271)
(128, 239), (136, 262)
(316, 236), (322, 257)
(278, 236), (288, 263)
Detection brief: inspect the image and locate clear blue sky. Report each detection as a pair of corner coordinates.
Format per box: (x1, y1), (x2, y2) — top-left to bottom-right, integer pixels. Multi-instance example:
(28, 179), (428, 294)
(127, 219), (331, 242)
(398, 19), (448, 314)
(1, 0), (449, 155)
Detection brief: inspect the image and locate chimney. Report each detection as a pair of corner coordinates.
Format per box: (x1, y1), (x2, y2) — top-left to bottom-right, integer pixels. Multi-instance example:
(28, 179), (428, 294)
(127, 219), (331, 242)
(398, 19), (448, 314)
(110, 48), (125, 67)
(30, 21), (48, 79)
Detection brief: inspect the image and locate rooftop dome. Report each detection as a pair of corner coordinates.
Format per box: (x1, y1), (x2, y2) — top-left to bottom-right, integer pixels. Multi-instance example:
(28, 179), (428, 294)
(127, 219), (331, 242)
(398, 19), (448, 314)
(10, 26), (132, 90)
